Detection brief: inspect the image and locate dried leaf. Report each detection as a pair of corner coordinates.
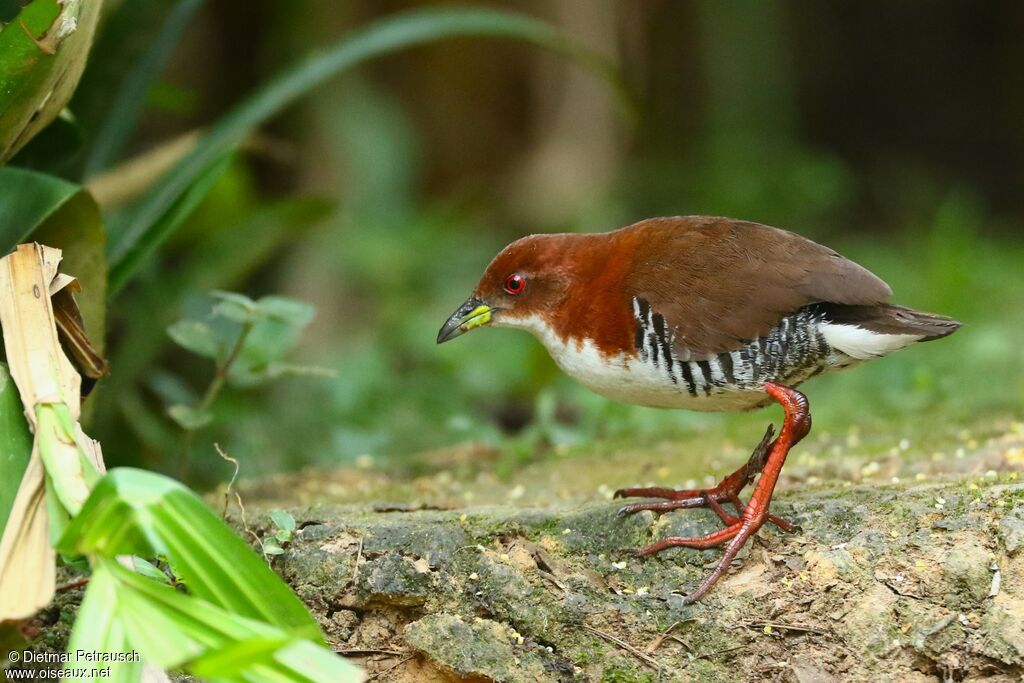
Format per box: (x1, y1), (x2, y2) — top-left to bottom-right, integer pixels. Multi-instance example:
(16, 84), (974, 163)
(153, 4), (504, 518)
(0, 457), (55, 620)
(0, 243), (105, 620)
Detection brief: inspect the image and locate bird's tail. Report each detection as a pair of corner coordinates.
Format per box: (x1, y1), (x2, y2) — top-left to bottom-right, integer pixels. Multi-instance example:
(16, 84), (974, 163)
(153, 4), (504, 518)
(818, 303), (961, 341)
(812, 302), (961, 360)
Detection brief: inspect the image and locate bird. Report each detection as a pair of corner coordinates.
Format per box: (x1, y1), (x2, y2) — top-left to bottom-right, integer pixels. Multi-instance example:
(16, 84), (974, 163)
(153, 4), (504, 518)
(437, 216), (960, 603)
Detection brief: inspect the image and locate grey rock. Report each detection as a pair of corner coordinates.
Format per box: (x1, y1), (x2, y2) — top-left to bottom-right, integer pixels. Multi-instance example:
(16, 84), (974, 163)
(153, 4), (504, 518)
(998, 514), (1024, 555)
(941, 540), (992, 604)
(405, 614), (548, 682)
(360, 553), (434, 606)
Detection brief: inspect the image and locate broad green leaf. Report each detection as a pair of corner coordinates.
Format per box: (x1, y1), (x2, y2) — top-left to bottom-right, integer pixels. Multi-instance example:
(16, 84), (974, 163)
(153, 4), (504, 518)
(0, 363), (32, 535)
(187, 637), (295, 679)
(262, 540), (285, 556)
(212, 290), (259, 323)
(131, 556), (171, 584)
(0, 0), (104, 162)
(64, 563), (145, 683)
(83, 0), (205, 177)
(0, 167), (106, 342)
(272, 640), (362, 683)
(229, 298), (317, 380)
(111, 562), (219, 668)
(99, 559), (361, 681)
(255, 296), (315, 327)
(58, 468), (323, 639)
(0, 166), (83, 250)
(167, 404), (213, 430)
(107, 6), (629, 292)
(269, 509), (296, 533)
(167, 319), (221, 359)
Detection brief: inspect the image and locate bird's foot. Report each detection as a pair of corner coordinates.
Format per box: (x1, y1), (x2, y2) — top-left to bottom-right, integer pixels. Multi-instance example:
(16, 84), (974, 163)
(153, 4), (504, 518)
(623, 383), (812, 604)
(613, 424), (793, 531)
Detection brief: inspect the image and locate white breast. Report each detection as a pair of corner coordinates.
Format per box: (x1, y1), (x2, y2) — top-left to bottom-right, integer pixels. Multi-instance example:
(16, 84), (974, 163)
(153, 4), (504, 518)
(494, 315), (766, 412)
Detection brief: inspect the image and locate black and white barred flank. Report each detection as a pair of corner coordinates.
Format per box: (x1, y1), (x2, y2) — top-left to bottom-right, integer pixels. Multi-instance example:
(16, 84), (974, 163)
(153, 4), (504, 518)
(631, 298), (838, 398)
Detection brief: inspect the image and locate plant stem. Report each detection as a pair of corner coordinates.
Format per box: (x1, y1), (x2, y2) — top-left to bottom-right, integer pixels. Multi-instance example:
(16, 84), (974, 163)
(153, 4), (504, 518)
(177, 321), (254, 480)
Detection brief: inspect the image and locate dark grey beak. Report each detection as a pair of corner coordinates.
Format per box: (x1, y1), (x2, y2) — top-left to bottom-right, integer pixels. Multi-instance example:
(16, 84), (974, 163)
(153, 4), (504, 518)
(437, 297), (493, 344)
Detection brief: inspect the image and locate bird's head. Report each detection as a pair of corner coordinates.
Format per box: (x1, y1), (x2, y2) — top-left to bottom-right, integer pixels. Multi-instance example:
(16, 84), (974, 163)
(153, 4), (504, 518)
(436, 233), (579, 344)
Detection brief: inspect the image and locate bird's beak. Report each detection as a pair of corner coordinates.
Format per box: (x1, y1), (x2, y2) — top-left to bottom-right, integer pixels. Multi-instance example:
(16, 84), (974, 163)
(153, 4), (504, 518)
(437, 297), (493, 344)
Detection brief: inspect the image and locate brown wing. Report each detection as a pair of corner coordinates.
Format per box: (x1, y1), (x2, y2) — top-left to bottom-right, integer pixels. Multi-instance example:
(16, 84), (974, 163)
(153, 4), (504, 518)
(623, 217), (893, 357)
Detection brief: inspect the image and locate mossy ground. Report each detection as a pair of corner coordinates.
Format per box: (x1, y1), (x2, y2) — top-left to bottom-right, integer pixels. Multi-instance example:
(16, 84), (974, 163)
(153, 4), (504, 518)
(231, 415), (1024, 682)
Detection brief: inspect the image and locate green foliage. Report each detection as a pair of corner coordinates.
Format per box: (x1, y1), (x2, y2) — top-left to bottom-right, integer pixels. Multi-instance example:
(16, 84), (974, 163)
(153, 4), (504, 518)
(162, 291), (323, 479)
(0, 0), (102, 162)
(165, 291), (320, 431)
(106, 5), (627, 292)
(264, 509), (296, 556)
(0, 166), (87, 250)
(60, 468), (361, 681)
(0, 167), (107, 336)
(59, 468), (320, 635)
(82, 0), (205, 177)
(0, 363), (32, 533)
(0, 2), (633, 680)
(35, 403), (101, 517)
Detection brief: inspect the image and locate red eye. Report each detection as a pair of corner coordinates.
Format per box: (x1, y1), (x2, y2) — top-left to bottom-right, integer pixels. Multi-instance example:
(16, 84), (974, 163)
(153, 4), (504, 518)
(503, 273), (526, 295)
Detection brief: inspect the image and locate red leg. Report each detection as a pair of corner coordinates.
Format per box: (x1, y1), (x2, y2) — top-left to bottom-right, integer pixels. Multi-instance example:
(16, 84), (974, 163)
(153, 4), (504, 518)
(615, 423), (793, 531)
(630, 383), (811, 604)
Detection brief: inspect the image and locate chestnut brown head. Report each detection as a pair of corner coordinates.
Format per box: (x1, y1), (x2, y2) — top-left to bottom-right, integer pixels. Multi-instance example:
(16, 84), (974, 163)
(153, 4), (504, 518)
(436, 233), (581, 343)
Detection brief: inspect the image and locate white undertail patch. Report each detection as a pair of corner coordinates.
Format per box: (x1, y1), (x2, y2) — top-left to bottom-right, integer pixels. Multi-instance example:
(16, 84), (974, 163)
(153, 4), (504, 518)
(819, 323), (922, 360)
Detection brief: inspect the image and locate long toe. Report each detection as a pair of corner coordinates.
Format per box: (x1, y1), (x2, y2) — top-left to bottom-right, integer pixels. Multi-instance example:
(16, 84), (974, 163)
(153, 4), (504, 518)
(768, 513), (797, 532)
(614, 486), (696, 500)
(636, 524), (742, 556)
(680, 523), (760, 604)
(616, 497), (711, 518)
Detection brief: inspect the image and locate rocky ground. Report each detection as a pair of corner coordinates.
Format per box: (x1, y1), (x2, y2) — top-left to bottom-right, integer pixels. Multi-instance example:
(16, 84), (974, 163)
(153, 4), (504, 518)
(230, 416), (1024, 683)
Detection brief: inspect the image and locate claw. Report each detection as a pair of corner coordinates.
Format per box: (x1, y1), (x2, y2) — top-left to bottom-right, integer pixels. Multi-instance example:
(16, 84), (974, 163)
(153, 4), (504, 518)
(747, 423), (776, 473)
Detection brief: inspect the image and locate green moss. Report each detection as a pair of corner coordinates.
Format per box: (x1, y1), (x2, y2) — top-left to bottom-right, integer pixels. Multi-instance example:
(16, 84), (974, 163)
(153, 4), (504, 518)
(600, 663), (655, 683)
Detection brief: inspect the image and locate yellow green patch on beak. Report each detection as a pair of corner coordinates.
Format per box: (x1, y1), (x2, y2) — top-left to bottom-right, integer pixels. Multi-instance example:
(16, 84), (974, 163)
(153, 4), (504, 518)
(437, 298), (494, 343)
(461, 304), (492, 330)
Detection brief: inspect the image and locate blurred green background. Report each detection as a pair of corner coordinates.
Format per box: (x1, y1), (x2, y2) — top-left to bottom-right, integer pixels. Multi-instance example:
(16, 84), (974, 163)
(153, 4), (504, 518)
(10, 0), (1022, 487)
